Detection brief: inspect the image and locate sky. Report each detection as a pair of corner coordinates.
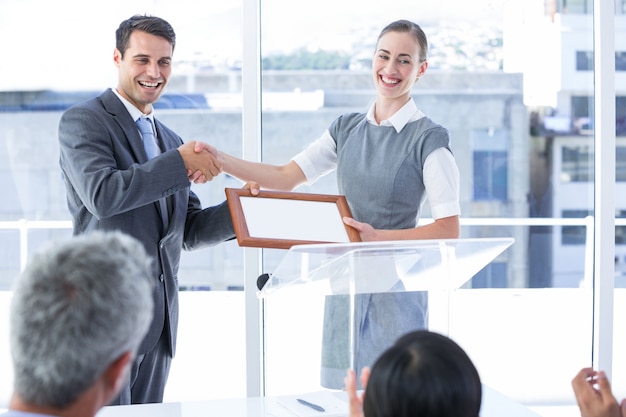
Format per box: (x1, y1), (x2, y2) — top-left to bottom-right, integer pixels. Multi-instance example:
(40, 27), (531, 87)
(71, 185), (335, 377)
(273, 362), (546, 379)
(0, 0), (511, 90)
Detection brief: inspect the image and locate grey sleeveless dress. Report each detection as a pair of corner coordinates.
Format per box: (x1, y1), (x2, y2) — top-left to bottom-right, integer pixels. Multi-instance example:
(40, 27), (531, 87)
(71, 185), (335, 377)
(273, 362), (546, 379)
(319, 112), (452, 388)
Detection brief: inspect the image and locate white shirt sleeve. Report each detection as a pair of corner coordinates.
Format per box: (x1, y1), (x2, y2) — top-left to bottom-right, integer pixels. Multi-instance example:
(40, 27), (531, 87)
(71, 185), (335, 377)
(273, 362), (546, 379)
(423, 147), (461, 219)
(291, 129), (337, 184)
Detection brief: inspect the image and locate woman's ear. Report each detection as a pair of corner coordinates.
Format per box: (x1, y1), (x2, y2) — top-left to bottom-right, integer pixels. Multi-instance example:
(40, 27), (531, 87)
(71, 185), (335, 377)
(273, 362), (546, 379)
(417, 60), (428, 79)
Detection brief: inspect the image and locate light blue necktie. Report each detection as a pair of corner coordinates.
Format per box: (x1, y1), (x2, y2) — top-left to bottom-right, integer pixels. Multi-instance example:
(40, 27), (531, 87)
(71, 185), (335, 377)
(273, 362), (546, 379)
(136, 117), (169, 227)
(136, 117), (161, 159)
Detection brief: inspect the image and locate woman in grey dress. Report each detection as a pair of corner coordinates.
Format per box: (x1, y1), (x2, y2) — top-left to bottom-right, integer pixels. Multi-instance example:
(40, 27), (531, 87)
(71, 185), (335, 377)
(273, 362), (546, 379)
(216, 19), (460, 387)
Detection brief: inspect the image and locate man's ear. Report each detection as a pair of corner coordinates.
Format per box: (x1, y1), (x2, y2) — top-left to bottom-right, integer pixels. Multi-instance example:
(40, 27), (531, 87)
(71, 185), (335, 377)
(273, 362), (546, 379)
(103, 351), (132, 395)
(113, 48), (122, 66)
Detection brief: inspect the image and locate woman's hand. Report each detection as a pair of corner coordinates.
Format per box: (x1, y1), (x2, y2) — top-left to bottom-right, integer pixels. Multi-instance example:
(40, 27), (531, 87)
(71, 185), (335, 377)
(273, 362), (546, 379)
(343, 217), (378, 241)
(242, 181), (260, 195)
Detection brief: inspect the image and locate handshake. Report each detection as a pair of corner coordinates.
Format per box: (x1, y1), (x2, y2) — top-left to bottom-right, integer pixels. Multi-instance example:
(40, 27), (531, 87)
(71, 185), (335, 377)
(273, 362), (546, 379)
(178, 141), (261, 195)
(178, 141), (224, 184)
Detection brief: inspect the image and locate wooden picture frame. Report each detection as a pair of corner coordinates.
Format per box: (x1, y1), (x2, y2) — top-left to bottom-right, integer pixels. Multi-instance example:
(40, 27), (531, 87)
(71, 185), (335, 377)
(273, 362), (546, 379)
(225, 188), (361, 249)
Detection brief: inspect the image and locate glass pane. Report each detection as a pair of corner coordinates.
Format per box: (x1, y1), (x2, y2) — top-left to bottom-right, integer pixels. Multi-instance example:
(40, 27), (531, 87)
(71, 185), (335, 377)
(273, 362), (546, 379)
(259, 0), (596, 413)
(613, 2), (626, 403)
(0, 0), (246, 405)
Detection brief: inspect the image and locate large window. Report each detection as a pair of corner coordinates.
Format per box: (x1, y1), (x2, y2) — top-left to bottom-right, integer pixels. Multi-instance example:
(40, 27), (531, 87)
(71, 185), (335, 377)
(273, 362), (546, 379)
(575, 51), (626, 71)
(0, 0), (623, 413)
(471, 129), (509, 201)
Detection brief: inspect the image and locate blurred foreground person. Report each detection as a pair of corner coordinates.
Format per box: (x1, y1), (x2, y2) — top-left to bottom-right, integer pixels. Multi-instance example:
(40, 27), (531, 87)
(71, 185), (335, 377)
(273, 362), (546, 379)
(345, 330), (481, 417)
(1, 231), (154, 417)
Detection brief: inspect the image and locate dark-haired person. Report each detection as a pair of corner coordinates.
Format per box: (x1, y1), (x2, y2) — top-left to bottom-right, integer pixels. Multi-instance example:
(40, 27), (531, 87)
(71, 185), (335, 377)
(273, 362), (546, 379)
(1, 231), (154, 417)
(58, 14), (238, 404)
(344, 330), (481, 417)
(202, 19), (460, 386)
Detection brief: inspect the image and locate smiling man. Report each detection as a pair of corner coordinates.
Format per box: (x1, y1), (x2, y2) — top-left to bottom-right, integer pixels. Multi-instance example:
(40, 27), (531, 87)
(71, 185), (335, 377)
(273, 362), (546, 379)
(57, 15), (237, 405)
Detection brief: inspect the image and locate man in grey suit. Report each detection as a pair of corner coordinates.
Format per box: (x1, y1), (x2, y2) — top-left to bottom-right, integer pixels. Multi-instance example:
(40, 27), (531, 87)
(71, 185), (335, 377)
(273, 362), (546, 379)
(58, 14), (235, 405)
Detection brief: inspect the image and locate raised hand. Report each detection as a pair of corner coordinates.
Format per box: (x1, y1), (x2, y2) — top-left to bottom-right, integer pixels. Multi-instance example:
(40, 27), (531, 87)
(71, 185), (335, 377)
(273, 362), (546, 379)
(344, 368), (371, 417)
(572, 367), (625, 417)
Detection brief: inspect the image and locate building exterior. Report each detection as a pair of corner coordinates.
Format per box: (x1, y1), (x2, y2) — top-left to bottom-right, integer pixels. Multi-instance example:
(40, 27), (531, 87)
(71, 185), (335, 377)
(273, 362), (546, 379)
(508, 0), (626, 286)
(0, 70), (527, 290)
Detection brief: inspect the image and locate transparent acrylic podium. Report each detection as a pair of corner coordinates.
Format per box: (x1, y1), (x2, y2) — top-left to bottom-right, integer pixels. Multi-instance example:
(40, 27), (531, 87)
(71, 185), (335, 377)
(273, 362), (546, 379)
(259, 238), (514, 395)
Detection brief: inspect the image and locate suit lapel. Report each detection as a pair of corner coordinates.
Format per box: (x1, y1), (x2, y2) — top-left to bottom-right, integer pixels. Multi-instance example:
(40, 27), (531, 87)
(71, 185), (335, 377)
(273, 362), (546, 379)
(154, 119), (184, 231)
(100, 89), (171, 232)
(99, 89), (148, 163)
(154, 119), (180, 153)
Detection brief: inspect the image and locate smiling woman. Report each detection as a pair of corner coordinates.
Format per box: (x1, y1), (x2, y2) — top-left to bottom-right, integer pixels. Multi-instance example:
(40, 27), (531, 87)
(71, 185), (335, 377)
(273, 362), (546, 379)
(216, 19), (461, 392)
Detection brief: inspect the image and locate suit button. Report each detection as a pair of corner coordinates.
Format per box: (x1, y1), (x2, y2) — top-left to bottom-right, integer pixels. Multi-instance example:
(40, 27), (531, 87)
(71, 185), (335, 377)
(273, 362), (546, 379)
(159, 274), (164, 282)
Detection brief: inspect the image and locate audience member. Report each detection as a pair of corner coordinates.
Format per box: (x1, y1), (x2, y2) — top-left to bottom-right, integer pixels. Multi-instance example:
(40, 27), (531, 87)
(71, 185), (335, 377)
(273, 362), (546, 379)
(1, 231), (154, 417)
(344, 329), (482, 417)
(572, 367), (626, 417)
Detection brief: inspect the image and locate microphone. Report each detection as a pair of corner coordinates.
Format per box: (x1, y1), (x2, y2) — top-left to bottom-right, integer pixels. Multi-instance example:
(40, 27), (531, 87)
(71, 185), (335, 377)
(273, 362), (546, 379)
(257, 273), (271, 290)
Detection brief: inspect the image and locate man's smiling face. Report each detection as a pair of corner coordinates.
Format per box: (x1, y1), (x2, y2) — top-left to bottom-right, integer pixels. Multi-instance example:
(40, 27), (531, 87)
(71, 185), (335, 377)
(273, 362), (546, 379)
(114, 30), (173, 114)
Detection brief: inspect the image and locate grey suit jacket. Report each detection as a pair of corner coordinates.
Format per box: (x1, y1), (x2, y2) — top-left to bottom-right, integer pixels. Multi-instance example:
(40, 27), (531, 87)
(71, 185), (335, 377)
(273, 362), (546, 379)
(58, 88), (234, 356)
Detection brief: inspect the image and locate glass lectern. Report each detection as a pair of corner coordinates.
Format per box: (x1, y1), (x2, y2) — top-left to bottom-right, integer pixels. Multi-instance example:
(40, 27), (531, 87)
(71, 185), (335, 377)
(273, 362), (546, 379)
(259, 238), (514, 396)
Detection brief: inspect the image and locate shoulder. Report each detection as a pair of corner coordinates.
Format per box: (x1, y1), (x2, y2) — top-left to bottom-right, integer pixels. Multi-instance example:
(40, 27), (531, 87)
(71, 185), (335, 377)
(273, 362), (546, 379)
(403, 117), (451, 161)
(416, 116), (447, 134)
(413, 117), (450, 143)
(59, 91), (133, 140)
(329, 112), (366, 134)
(337, 112), (365, 124)
(62, 89), (118, 119)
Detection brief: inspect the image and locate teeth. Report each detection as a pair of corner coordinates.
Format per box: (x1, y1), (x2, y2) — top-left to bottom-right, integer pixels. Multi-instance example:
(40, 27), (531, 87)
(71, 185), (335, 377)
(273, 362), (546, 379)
(381, 76), (399, 84)
(139, 81), (159, 87)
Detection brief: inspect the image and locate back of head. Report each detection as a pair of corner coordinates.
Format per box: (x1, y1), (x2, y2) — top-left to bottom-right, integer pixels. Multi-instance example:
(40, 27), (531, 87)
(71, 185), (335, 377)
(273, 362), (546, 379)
(363, 330), (482, 417)
(10, 230), (154, 409)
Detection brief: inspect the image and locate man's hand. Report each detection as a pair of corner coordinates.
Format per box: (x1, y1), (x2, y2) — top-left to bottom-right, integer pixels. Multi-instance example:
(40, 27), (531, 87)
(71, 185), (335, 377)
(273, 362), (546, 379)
(178, 141), (222, 183)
